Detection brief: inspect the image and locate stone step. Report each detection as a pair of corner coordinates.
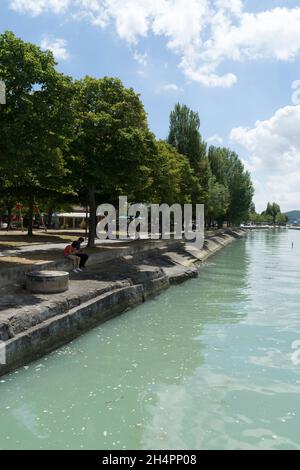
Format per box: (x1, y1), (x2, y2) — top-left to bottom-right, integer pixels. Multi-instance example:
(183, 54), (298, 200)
(0, 239), (184, 288)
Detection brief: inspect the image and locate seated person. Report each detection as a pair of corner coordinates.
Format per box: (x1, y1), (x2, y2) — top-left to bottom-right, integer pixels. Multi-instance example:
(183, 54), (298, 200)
(64, 243), (81, 273)
(71, 237), (89, 269)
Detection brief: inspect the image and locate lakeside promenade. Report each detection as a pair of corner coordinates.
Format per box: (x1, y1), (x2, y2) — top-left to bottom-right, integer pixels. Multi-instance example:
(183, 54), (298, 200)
(0, 228), (246, 377)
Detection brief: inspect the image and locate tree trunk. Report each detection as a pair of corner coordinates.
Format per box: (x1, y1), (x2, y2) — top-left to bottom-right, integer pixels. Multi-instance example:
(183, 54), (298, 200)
(27, 194), (34, 237)
(47, 210), (53, 229)
(6, 205), (13, 231)
(88, 187), (96, 248)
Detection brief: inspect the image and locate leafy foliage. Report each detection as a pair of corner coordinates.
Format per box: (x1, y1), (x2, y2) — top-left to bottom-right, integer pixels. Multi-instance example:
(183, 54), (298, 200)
(0, 31), (74, 235)
(0, 32), (256, 241)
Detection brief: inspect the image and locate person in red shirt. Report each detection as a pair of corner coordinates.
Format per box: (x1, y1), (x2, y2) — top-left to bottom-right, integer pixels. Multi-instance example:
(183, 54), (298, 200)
(64, 244), (81, 272)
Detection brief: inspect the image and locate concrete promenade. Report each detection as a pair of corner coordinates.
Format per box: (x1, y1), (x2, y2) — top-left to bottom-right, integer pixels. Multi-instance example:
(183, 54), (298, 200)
(0, 229), (246, 377)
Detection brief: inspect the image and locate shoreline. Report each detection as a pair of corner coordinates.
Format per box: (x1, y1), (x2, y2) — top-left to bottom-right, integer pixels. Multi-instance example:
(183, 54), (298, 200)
(0, 229), (246, 377)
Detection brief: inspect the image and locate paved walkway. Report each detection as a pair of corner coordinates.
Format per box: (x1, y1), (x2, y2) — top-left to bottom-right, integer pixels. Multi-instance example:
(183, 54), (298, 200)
(0, 238), (124, 257)
(0, 233), (184, 258)
(0, 229), (225, 258)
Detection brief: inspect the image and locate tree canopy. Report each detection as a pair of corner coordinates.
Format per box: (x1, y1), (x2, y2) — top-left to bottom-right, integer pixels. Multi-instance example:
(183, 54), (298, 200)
(71, 76), (157, 246)
(248, 202), (288, 226)
(0, 31), (256, 241)
(208, 146), (254, 225)
(0, 31), (74, 235)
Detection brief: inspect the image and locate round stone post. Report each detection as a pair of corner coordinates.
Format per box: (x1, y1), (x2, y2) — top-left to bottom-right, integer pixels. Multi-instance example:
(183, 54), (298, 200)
(26, 271), (69, 294)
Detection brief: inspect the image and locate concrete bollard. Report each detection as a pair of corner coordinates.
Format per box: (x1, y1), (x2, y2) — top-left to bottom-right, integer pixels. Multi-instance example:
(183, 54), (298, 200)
(26, 271), (69, 294)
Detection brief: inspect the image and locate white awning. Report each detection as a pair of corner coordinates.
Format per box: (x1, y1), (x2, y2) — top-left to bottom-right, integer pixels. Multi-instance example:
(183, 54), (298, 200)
(55, 213), (89, 218)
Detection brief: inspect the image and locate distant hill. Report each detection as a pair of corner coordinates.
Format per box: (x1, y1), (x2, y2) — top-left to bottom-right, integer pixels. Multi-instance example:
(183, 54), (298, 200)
(285, 211), (300, 223)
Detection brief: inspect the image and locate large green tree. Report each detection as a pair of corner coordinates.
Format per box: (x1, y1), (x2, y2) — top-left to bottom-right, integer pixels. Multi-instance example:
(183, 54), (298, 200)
(168, 103), (206, 167)
(72, 76), (157, 247)
(0, 31), (74, 236)
(262, 202), (287, 225)
(206, 177), (230, 227)
(167, 103), (209, 204)
(152, 141), (200, 205)
(264, 202), (281, 225)
(208, 146), (254, 225)
(275, 212), (288, 226)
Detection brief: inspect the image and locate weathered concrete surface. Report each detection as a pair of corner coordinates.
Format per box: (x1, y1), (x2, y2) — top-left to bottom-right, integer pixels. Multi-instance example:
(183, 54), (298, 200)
(0, 239), (182, 288)
(0, 229), (245, 377)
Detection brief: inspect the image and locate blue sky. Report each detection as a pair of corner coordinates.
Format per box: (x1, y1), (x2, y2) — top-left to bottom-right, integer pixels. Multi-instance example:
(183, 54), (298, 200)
(1, 0), (300, 212)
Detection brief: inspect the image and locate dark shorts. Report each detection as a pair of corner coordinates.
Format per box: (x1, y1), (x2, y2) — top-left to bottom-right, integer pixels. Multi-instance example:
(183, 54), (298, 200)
(77, 253), (89, 267)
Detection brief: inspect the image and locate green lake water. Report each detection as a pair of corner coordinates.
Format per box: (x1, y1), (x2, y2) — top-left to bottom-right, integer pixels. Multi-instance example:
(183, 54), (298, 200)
(1, 229), (300, 450)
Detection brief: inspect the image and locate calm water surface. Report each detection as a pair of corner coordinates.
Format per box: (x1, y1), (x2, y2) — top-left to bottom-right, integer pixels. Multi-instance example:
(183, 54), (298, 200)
(0, 230), (300, 450)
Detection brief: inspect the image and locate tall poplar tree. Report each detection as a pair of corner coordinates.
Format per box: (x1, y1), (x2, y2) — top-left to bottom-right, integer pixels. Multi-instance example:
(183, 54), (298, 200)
(167, 103), (209, 204)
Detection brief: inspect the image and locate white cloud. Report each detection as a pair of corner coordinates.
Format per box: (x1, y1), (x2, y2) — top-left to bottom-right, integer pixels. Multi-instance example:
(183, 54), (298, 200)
(253, 174), (300, 213)
(230, 105), (300, 211)
(207, 134), (223, 144)
(133, 50), (148, 67)
(230, 106), (300, 172)
(9, 1), (300, 88)
(41, 36), (69, 60)
(216, 0), (243, 16)
(160, 83), (183, 92)
(10, 0), (70, 16)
